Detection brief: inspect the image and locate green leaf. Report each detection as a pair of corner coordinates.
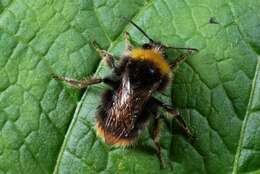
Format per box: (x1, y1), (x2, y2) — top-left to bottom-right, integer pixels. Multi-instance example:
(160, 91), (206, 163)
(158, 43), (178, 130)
(0, 0), (259, 174)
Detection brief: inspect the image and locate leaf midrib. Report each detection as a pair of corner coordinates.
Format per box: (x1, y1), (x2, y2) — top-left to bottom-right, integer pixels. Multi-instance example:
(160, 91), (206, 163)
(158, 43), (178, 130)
(232, 56), (260, 174)
(226, 2), (260, 173)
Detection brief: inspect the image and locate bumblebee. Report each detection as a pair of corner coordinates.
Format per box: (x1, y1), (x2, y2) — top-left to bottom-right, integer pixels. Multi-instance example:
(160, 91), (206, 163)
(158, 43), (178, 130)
(53, 19), (197, 167)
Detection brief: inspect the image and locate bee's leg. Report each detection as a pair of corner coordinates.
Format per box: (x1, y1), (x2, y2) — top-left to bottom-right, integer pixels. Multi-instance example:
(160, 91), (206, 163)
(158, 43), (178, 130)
(124, 32), (133, 51)
(52, 75), (102, 89)
(53, 75), (120, 89)
(146, 100), (165, 168)
(170, 53), (189, 73)
(151, 97), (192, 137)
(152, 117), (166, 168)
(92, 41), (116, 69)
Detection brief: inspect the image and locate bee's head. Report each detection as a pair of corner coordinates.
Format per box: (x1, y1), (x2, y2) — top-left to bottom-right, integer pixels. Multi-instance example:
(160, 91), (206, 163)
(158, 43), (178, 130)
(142, 42), (167, 57)
(142, 41), (167, 50)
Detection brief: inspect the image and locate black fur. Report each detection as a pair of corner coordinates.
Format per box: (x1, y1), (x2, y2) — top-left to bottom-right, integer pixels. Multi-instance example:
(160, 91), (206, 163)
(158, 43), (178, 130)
(96, 56), (170, 140)
(117, 56), (169, 90)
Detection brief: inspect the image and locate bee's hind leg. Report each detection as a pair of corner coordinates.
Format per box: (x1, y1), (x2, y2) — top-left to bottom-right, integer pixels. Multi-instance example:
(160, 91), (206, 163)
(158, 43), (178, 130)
(92, 41), (116, 69)
(147, 100), (166, 168)
(152, 116), (166, 168)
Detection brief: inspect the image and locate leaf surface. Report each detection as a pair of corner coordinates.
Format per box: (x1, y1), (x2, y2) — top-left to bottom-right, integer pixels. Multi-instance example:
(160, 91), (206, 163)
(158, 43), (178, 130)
(0, 0), (259, 174)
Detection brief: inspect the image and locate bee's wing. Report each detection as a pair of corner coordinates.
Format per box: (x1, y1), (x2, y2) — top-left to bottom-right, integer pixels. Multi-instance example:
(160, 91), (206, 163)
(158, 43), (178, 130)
(104, 72), (158, 145)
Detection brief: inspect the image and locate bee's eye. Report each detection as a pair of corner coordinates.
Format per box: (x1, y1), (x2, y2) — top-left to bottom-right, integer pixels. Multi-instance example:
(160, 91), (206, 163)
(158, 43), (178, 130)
(142, 43), (152, 49)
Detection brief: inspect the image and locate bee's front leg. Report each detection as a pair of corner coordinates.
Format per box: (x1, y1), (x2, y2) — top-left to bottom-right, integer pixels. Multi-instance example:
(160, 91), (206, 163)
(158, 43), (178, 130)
(170, 53), (189, 73)
(52, 75), (102, 89)
(92, 41), (116, 69)
(124, 32), (133, 51)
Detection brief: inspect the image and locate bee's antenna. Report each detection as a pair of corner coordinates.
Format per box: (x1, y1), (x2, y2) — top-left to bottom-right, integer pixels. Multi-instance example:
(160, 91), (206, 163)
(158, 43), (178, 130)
(166, 46), (199, 52)
(122, 17), (154, 43)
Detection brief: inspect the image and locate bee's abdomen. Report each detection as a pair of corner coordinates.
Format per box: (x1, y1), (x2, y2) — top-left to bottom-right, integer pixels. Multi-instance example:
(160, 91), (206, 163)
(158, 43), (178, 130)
(96, 89), (138, 146)
(95, 89), (152, 147)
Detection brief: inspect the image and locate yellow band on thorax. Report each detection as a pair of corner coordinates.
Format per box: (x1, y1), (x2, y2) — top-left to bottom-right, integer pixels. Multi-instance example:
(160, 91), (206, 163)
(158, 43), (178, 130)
(130, 48), (170, 75)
